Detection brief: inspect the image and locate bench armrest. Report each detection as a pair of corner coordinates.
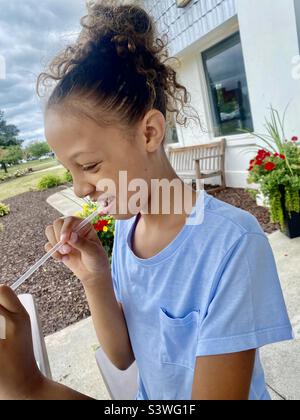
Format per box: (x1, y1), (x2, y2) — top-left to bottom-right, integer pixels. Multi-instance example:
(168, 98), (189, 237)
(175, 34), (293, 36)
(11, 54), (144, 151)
(19, 294), (52, 380)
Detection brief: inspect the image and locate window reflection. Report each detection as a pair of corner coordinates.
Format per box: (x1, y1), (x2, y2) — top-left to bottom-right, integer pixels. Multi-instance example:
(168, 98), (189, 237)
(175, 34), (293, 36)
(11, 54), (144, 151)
(203, 32), (253, 137)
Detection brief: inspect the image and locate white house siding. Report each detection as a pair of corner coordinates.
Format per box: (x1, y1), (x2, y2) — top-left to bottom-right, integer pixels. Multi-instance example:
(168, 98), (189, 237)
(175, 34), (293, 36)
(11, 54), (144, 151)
(144, 0), (237, 56)
(236, 0), (300, 140)
(142, 0), (300, 188)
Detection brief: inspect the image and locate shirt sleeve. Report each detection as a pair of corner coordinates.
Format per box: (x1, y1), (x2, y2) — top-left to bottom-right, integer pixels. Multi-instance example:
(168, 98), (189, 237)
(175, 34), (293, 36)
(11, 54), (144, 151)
(111, 220), (122, 304)
(196, 232), (294, 356)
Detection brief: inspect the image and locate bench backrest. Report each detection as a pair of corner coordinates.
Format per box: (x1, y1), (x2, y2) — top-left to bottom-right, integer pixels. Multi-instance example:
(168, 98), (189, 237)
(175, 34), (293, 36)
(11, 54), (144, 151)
(166, 139), (226, 174)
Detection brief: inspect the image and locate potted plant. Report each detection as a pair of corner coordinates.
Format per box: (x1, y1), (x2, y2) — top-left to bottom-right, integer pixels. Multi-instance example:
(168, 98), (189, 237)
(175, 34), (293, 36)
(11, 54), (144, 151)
(246, 107), (300, 238)
(75, 200), (115, 263)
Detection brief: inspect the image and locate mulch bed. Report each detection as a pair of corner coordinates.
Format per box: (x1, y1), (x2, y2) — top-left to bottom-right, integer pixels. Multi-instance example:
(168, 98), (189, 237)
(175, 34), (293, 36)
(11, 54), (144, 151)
(0, 185), (279, 336)
(205, 185), (280, 234)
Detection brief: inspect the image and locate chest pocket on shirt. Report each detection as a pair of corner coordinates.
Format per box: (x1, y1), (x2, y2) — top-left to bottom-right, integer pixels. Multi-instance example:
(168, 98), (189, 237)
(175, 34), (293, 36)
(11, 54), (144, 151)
(159, 307), (200, 371)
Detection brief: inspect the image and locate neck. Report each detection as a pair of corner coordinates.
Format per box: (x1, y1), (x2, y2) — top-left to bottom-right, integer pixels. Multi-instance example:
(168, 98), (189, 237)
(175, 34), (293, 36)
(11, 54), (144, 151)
(139, 157), (199, 231)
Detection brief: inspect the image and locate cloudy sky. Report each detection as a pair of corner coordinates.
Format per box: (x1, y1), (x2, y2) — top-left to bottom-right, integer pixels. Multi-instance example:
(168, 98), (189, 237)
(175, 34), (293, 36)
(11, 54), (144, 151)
(0, 0), (87, 146)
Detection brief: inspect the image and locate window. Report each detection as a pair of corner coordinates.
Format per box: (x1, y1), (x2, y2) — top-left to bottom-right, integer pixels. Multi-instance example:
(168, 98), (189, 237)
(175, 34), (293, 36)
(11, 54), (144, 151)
(165, 115), (179, 144)
(202, 32), (253, 137)
(165, 126), (179, 144)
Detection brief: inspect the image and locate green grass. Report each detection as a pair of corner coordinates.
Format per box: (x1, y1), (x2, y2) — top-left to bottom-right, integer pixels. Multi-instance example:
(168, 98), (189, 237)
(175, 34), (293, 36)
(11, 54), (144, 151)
(0, 168), (67, 201)
(1, 159), (59, 175)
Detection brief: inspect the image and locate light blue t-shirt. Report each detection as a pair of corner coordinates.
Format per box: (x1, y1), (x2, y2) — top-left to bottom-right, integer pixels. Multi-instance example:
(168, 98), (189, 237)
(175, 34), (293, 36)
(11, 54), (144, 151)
(111, 189), (293, 400)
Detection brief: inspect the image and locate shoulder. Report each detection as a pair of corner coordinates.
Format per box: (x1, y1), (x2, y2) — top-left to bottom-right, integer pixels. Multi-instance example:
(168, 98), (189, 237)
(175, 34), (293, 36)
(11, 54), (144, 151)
(204, 192), (266, 238)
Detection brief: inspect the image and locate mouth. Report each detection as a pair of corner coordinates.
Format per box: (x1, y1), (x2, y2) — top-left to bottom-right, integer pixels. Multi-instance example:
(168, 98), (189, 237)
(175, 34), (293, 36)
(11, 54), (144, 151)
(97, 196), (116, 214)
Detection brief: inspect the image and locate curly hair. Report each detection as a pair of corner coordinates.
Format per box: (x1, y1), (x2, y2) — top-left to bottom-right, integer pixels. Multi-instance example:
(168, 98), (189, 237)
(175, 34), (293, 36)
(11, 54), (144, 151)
(37, 0), (201, 140)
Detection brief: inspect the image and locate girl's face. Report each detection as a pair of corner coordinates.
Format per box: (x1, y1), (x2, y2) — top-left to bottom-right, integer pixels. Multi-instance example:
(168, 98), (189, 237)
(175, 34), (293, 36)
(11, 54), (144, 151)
(44, 107), (166, 220)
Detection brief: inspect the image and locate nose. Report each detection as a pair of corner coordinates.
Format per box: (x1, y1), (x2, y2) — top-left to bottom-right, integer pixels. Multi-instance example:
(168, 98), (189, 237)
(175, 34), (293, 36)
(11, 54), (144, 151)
(73, 180), (95, 201)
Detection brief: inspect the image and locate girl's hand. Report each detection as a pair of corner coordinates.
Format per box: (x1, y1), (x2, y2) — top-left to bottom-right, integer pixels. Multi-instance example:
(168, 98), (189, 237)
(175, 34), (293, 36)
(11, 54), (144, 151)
(45, 216), (110, 286)
(0, 285), (44, 400)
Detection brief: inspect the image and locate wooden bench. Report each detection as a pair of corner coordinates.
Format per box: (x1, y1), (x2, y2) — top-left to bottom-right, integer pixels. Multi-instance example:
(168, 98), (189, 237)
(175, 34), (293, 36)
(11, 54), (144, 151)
(165, 138), (227, 193)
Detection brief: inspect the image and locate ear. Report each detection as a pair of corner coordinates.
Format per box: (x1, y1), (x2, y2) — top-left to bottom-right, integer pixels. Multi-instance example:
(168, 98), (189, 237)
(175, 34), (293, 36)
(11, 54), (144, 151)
(142, 109), (166, 153)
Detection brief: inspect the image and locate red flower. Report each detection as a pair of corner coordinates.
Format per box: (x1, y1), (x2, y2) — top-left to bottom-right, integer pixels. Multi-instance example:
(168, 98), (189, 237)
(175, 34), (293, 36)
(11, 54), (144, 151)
(257, 149), (266, 157)
(291, 136), (298, 142)
(94, 219), (108, 232)
(274, 153), (286, 160)
(255, 159), (264, 166)
(250, 159), (255, 164)
(256, 149), (271, 161)
(264, 162), (276, 171)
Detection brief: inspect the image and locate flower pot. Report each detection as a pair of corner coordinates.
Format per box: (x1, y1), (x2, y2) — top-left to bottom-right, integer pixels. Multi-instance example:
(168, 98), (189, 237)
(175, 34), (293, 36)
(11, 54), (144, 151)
(279, 185), (300, 239)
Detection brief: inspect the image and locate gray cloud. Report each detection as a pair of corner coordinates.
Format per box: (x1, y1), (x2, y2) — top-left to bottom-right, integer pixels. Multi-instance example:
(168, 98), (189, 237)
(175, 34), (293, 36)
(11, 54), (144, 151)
(0, 0), (87, 146)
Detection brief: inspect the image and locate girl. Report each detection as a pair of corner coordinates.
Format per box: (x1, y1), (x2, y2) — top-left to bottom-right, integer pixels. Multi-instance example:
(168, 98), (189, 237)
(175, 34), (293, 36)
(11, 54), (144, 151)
(0, 1), (293, 400)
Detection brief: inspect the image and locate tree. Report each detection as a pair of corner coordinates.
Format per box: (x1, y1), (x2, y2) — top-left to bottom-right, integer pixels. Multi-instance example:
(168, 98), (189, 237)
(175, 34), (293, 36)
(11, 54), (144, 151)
(0, 147), (8, 173)
(0, 111), (22, 147)
(5, 145), (23, 165)
(0, 145), (24, 172)
(25, 141), (51, 159)
(0, 110), (23, 172)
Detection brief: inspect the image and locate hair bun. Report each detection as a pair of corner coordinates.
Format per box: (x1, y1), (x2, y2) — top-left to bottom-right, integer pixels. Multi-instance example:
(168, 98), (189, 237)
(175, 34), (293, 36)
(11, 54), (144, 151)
(38, 0), (201, 133)
(88, 2), (151, 34)
(110, 33), (137, 58)
(84, 2), (153, 59)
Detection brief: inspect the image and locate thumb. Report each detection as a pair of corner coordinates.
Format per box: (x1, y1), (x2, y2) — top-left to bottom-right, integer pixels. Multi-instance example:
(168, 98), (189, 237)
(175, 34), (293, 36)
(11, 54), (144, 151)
(0, 285), (26, 314)
(68, 232), (99, 254)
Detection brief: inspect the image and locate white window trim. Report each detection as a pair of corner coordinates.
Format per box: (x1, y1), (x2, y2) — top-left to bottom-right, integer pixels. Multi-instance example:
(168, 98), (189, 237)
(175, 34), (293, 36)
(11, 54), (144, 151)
(188, 16), (257, 148)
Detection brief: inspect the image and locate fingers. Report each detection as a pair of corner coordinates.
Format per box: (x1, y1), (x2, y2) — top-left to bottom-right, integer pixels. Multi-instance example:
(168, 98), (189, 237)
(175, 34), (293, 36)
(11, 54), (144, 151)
(0, 285), (27, 315)
(67, 230), (98, 254)
(44, 224), (64, 261)
(44, 241), (64, 262)
(44, 216), (98, 263)
(54, 216), (76, 243)
(45, 216), (79, 260)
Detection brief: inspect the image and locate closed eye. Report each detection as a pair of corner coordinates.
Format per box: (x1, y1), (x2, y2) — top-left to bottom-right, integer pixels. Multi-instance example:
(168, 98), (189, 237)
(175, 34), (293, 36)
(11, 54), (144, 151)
(82, 163), (101, 172)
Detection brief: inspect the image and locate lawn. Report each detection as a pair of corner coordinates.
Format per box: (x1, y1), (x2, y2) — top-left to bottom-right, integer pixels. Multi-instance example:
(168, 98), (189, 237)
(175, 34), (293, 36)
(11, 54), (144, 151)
(0, 167), (67, 201)
(1, 158), (59, 175)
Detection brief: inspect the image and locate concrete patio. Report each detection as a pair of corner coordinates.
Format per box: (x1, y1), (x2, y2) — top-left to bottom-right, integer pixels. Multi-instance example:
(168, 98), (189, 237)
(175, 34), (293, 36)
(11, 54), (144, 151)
(45, 317), (110, 400)
(44, 187), (300, 400)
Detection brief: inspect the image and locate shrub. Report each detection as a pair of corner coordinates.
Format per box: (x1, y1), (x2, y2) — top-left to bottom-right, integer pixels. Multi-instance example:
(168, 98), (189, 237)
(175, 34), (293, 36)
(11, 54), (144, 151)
(64, 170), (73, 183)
(14, 169), (27, 178)
(0, 202), (10, 217)
(37, 174), (62, 191)
(0, 169), (28, 183)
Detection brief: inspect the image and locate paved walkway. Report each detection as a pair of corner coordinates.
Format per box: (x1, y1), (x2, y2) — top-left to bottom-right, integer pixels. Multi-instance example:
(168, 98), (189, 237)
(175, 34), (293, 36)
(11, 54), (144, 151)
(36, 164), (63, 174)
(45, 318), (110, 400)
(46, 186), (87, 216)
(45, 187), (300, 400)
(260, 231), (300, 400)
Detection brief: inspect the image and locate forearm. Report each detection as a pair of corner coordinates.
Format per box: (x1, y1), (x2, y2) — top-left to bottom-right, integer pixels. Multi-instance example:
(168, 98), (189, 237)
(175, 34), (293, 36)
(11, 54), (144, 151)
(28, 376), (93, 400)
(84, 273), (135, 370)
(1, 374), (93, 401)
